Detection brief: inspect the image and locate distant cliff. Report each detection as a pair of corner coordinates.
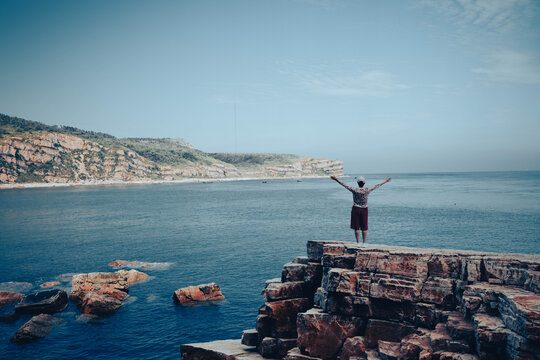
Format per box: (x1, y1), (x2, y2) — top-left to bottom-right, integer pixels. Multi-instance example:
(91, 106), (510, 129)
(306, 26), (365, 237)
(0, 114), (343, 184)
(181, 241), (540, 360)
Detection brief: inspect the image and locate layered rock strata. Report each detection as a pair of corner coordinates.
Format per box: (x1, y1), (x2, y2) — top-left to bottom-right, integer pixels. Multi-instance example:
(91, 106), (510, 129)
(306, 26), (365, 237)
(182, 241), (540, 360)
(0, 132), (343, 184)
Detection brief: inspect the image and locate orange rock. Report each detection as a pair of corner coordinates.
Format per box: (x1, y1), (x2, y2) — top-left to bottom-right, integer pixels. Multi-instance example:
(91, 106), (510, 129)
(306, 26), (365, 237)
(173, 283), (225, 305)
(70, 272), (130, 315)
(40, 281), (60, 288)
(116, 269), (149, 285)
(0, 291), (24, 306)
(108, 260), (126, 267)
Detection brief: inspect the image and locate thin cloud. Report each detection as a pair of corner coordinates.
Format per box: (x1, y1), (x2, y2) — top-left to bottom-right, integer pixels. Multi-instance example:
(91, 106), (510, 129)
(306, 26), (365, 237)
(422, 0), (535, 32)
(473, 49), (540, 84)
(281, 62), (409, 97)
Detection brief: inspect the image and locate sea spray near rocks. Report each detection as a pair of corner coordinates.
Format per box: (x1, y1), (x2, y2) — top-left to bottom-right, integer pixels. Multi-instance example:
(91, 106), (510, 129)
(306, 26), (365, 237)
(182, 241), (540, 360)
(108, 260), (174, 271)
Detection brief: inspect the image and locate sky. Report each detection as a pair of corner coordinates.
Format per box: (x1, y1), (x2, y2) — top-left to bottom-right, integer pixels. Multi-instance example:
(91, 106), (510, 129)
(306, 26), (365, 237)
(1, 0), (539, 173)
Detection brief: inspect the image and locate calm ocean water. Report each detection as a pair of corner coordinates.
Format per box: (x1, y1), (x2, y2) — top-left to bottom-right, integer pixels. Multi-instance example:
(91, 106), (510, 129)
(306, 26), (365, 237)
(0, 171), (538, 359)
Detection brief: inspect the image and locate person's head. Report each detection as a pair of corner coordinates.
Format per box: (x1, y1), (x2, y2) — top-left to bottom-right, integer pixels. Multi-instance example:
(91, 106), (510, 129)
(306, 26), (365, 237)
(356, 176), (366, 187)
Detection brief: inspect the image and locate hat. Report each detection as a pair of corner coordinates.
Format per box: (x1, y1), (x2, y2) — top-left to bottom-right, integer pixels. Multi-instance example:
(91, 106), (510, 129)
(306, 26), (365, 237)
(356, 176), (366, 184)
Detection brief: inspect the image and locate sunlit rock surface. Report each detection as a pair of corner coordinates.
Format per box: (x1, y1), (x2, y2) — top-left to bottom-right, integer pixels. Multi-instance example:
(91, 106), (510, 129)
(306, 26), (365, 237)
(173, 283), (225, 304)
(182, 241), (539, 360)
(69, 271), (130, 316)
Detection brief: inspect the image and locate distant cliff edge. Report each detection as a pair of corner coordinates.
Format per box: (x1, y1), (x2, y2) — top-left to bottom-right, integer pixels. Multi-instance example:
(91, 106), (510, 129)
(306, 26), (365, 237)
(0, 114), (343, 184)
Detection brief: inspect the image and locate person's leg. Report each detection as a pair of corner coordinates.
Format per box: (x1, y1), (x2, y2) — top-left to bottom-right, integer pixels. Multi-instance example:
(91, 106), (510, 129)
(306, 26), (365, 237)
(360, 208), (368, 244)
(351, 206), (360, 243)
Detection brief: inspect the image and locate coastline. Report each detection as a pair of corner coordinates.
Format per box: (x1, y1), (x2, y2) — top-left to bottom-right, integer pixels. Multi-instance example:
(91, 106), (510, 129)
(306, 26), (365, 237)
(0, 174), (343, 190)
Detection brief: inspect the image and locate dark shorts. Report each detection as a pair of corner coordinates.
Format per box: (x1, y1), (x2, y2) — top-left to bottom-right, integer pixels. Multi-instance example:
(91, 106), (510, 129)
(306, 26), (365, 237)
(350, 206), (368, 231)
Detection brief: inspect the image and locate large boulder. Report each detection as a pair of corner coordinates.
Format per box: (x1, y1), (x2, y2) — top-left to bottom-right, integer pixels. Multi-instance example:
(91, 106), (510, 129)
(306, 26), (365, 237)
(264, 281), (308, 301)
(70, 272), (130, 315)
(173, 282), (225, 304)
(10, 314), (63, 344)
(297, 308), (364, 359)
(0, 291), (24, 307)
(263, 298), (312, 338)
(14, 289), (68, 315)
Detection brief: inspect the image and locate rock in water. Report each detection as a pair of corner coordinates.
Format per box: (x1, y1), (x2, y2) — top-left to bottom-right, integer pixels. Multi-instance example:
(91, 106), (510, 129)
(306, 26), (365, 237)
(0, 291), (24, 307)
(116, 269), (149, 285)
(173, 283), (225, 304)
(70, 272), (129, 316)
(11, 314), (64, 344)
(108, 260), (172, 270)
(0, 313), (20, 323)
(14, 290), (68, 315)
(40, 281), (60, 288)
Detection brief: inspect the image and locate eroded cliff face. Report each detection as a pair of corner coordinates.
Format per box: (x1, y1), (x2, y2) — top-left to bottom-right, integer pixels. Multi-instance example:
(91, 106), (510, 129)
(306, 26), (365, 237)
(181, 241), (540, 360)
(0, 132), (343, 184)
(0, 133), (162, 183)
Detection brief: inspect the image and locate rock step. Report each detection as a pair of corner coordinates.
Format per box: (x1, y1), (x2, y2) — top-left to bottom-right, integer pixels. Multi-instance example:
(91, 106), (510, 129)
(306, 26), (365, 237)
(181, 339), (277, 360)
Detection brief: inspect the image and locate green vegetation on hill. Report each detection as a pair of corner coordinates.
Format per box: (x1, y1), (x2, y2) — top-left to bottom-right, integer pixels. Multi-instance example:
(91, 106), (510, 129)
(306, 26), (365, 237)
(0, 113), (115, 142)
(0, 113), (305, 169)
(210, 153), (301, 169)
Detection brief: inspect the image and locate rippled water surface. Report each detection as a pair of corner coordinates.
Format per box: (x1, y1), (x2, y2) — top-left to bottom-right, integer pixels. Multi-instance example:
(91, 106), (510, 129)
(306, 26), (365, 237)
(0, 171), (538, 359)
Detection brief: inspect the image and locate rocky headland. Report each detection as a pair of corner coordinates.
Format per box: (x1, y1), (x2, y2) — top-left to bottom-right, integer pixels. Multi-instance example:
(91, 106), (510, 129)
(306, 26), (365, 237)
(0, 113), (343, 185)
(181, 241), (540, 360)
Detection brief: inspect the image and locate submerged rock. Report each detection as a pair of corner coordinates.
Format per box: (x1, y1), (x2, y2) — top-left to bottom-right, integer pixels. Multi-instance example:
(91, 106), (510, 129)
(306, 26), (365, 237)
(70, 272), (129, 316)
(0, 282), (33, 293)
(172, 283), (225, 304)
(10, 314), (64, 344)
(14, 289), (68, 315)
(108, 260), (172, 270)
(40, 281), (60, 288)
(0, 313), (20, 323)
(0, 291), (24, 307)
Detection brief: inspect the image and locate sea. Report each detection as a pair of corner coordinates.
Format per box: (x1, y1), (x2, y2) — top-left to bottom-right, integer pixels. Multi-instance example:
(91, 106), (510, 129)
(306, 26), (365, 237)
(0, 171), (538, 359)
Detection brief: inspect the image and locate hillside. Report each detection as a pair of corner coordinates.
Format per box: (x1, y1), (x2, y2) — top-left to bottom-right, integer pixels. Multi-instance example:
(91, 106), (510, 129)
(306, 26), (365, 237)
(0, 113), (343, 184)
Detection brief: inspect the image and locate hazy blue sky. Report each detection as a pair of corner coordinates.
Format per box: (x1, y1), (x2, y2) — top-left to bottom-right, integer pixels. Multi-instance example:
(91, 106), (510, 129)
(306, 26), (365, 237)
(1, 0), (539, 173)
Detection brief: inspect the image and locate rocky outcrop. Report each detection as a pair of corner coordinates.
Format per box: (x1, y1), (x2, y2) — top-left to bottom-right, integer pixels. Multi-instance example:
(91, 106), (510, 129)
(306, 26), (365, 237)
(182, 241), (540, 360)
(0, 291), (24, 306)
(173, 283), (225, 304)
(10, 314), (64, 344)
(247, 159), (343, 178)
(69, 271), (130, 316)
(0, 132), (166, 183)
(181, 339), (268, 359)
(14, 289), (68, 315)
(40, 281), (60, 288)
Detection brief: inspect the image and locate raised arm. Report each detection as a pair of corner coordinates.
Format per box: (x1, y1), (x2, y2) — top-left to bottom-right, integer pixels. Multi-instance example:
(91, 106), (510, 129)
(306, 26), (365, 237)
(330, 176), (355, 191)
(368, 178), (392, 192)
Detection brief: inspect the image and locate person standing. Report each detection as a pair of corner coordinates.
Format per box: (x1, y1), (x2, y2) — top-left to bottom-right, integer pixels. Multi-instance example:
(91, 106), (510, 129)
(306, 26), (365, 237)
(330, 175), (391, 244)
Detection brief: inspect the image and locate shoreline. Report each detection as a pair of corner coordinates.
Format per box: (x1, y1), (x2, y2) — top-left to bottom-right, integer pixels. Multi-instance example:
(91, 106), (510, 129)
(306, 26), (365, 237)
(0, 174), (343, 190)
